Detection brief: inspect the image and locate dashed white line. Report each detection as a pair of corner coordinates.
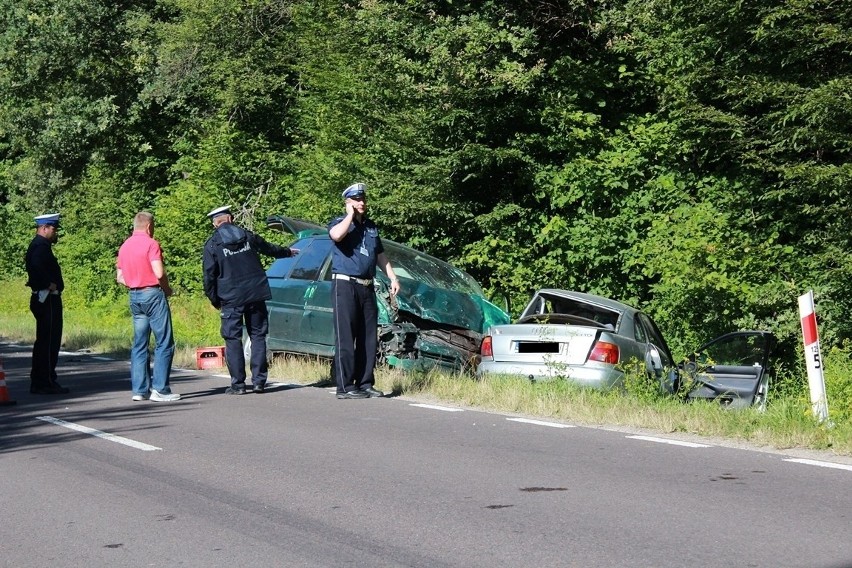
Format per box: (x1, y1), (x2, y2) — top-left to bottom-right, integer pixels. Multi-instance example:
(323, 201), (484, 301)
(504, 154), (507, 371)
(409, 403), (464, 412)
(626, 435), (711, 448)
(507, 418), (575, 428)
(36, 416), (161, 451)
(784, 458), (852, 472)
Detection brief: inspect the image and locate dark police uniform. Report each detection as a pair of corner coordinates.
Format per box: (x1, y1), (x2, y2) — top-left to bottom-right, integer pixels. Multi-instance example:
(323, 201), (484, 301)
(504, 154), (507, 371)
(327, 214), (383, 395)
(202, 221), (293, 391)
(25, 232), (65, 393)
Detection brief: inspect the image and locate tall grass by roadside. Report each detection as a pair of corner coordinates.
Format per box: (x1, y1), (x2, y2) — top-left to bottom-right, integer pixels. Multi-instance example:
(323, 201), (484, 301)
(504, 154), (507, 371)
(376, 365), (852, 455)
(0, 279), (221, 366)
(2, 278), (849, 455)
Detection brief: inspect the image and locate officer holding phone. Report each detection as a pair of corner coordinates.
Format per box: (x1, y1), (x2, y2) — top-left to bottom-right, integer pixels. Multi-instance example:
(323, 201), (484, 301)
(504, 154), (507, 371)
(328, 183), (400, 399)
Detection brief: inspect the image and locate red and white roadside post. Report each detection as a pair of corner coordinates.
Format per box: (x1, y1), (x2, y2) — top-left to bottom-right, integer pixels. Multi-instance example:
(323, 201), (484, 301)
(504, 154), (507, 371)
(798, 291), (829, 423)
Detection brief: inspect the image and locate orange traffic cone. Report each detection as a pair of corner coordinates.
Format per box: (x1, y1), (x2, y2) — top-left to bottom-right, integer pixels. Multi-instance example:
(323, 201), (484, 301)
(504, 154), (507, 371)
(0, 357), (18, 406)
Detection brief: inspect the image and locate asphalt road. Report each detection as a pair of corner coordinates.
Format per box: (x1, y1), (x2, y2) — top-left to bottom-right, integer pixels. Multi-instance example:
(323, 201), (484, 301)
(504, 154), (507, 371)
(1, 341), (851, 568)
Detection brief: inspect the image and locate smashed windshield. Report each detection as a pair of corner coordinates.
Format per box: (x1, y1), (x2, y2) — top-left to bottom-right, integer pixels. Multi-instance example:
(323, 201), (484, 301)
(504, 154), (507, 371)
(383, 241), (483, 296)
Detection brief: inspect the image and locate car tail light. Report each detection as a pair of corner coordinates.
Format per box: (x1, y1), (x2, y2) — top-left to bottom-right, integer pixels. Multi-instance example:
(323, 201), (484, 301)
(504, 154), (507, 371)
(480, 336), (493, 358)
(589, 341), (619, 364)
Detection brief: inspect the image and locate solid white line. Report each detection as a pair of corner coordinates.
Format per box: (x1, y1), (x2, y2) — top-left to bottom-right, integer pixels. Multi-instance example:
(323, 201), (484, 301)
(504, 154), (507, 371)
(626, 435), (711, 448)
(36, 416), (161, 451)
(507, 418), (575, 428)
(91, 356), (114, 361)
(409, 403), (464, 412)
(784, 458), (852, 472)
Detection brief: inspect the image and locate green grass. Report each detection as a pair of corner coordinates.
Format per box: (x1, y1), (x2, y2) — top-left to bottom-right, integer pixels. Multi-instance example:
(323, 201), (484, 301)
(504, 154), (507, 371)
(3, 278), (850, 455)
(373, 366), (852, 455)
(0, 279), (221, 366)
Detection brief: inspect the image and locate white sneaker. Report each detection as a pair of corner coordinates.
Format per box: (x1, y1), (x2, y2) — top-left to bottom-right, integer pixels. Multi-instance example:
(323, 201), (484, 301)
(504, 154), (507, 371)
(131, 393), (149, 401)
(150, 390), (181, 402)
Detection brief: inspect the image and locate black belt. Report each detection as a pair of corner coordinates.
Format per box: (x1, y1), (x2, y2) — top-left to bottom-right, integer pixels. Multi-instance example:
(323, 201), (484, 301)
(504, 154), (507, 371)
(130, 285), (160, 291)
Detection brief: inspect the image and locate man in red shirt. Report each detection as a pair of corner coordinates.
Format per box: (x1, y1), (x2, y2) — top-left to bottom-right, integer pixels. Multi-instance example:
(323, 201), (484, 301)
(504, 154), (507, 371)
(116, 212), (181, 402)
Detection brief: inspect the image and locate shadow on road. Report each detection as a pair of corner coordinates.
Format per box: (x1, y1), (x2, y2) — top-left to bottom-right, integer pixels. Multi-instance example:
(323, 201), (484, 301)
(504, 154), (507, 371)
(0, 341), (217, 455)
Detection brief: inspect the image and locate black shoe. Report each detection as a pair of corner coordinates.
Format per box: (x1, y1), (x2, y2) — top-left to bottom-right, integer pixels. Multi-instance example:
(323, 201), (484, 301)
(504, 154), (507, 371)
(336, 390), (369, 399)
(360, 386), (384, 398)
(225, 386), (246, 395)
(252, 383), (265, 394)
(30, 384), (70, 395)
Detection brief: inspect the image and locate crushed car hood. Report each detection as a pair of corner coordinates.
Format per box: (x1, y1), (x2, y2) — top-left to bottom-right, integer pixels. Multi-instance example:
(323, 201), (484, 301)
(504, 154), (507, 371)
(392, 280), (509, 334)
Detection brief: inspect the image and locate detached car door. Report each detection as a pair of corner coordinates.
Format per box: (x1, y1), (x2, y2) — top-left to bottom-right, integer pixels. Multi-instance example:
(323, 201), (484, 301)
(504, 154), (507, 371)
(685, 331), (775, 409)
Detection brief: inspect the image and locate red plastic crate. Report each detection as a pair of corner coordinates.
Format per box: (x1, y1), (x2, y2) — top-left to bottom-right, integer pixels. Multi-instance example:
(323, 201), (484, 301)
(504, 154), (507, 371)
(196, 346), (225, 370)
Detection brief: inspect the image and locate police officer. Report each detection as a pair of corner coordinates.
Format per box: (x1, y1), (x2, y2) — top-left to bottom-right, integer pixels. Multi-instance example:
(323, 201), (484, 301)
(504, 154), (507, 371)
(328, 183), (400, 399)
(25, 213), (69, 395)
(203, 206), (299, 394)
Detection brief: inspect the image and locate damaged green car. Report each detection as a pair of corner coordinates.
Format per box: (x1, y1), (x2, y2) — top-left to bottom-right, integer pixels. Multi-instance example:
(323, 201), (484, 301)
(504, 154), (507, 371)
(258, 216), (510, 371)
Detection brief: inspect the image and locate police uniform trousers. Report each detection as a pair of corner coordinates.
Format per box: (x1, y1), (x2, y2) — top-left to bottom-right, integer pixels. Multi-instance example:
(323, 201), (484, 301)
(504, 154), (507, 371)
(30, 293), (63, 389)
(220, 301), (269, 387)
(332, 278), (378, 393)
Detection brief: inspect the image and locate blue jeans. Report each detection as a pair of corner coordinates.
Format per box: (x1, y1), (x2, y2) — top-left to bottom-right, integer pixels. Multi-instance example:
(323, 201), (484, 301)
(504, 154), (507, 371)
(129, 287), (175, 395)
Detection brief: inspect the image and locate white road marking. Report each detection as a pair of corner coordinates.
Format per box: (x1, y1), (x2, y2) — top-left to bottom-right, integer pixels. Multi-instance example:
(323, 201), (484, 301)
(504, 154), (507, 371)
(409, 403), (464, 412)
(626, 435), (711, 448)
(91, 356), (113, 361)
(784, 458), (852, 472)
(507, 418), (575, 428)
(36, 416), (161, 451)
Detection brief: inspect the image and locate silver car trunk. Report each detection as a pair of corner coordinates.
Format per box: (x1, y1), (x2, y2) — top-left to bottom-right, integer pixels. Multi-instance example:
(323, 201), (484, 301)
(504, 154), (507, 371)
(487, 324), (599, 365)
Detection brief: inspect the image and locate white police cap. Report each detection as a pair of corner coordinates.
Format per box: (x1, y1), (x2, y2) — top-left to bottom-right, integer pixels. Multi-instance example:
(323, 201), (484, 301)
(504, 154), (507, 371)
(207, 205), (232, 219)
(34, 213), (61, 226)
(341, 183), (366, 199)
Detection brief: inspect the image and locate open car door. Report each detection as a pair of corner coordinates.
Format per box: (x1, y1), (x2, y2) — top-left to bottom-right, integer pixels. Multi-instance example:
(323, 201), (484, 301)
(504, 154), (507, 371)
(684, 331), (775, 409)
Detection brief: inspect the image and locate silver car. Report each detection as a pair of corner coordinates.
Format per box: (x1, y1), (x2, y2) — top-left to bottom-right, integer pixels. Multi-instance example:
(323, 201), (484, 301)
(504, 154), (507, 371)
(477, 289), (775, 408)
(477, 289), (673, 389)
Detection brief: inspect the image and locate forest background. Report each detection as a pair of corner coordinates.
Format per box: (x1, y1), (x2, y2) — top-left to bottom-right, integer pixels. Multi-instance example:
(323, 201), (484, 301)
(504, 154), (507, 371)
(0, 0), (850, 381)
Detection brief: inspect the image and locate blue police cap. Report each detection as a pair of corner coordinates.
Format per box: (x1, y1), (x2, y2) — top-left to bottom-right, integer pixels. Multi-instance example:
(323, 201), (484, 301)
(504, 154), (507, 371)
(341, 183), (366, 200)
(34, 213), (60, 227)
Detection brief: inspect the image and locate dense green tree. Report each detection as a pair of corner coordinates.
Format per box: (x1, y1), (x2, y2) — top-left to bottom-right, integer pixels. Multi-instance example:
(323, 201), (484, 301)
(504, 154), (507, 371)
(0, 0), (175, 285)
(146, 0), (301, 289)
(615, 0), (852, 354)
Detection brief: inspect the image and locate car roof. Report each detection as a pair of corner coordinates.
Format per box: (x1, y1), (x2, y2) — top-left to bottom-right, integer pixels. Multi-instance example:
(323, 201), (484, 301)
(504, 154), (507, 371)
(535, 289), (639, 315)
